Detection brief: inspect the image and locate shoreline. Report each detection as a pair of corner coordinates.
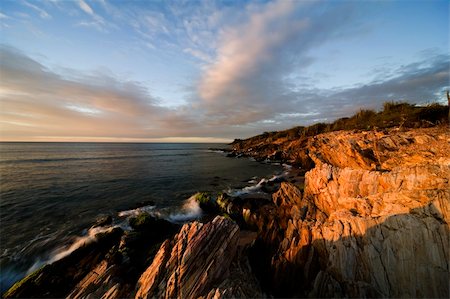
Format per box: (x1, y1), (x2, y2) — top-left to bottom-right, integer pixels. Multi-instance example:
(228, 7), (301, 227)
(0, 155), (287, 294)
(4, 125), (450, 298)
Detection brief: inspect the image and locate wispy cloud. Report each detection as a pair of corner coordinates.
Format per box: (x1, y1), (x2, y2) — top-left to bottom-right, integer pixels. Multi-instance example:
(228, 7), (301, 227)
(0, 12), (10, 28)
(183, 48), (212, 63)
(75, 0), (114, 32)
(78, 0), (94, 15)
(22, 0), (51, 19)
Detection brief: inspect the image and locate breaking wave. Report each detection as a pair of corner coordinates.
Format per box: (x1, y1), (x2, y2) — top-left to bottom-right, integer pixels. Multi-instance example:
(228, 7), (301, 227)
(117, 195), (202, 224)
(26, 226), (117, 275)
(166, 194), (203, 223)
(228, 164), (293, 196)
(118, 205), (156, 218)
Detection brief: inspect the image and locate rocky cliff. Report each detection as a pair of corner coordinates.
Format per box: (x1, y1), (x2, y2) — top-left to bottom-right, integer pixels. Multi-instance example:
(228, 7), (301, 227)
(4, 126), (449, 298)
(245, 126), (449, 297)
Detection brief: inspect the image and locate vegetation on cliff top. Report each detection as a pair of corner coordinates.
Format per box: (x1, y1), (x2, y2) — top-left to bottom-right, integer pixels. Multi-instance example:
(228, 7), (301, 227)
(232, 102), (448, 145)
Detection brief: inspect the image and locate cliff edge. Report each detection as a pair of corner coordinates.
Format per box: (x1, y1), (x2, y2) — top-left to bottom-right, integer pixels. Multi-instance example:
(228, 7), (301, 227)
(246, 126), (449, 297)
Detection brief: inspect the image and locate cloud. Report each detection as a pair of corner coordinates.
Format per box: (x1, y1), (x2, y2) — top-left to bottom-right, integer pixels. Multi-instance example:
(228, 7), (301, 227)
(1, 1), (448, 141)
(183, 48), (212, 63)
(259, 53), (450, 129)
(76, 0), (114, 32)
(191, 0), (448, 133)
(22, 0), (51, 19)
(78, 0), (94, 15)
(123, 0), (243, 61)
(0, 46), (206, 141)
(0, 45), (447, 142)
(196, 0), (360, 125)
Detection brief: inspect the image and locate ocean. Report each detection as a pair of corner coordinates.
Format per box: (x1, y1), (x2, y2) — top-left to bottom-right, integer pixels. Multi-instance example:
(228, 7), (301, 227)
(0, 142), (282, 292)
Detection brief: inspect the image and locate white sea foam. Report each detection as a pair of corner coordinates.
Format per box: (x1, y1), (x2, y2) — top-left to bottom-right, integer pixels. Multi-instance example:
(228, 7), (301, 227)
(167, 194), (202, 223)
(117, 195), (202, 225)
(26, 226), (116, 275)
(118, 205), (156, 218)
(208, 149), (225, 153)
(228, 169), (291, 197)
(282, 163), (293, 169)
(228, 177), (267, 196)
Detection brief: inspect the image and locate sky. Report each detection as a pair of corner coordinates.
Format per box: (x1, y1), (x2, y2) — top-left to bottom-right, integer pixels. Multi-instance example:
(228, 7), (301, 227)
(0, 0), (448, 142)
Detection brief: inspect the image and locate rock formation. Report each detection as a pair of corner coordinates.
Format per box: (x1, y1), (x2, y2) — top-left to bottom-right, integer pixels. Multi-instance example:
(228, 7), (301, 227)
(4, 126), (449, 298)
(246, 126), (450, 297)
(3, 227), (124, 298)
(135, 216), (261, 299)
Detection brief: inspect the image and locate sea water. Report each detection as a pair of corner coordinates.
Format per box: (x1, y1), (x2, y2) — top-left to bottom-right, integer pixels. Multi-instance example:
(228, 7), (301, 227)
(0, 142), (282, 292)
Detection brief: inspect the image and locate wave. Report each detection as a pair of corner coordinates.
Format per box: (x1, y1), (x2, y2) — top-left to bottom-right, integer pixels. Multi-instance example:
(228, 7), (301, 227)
(166, 194), (203, 223)
(208, 149), (225, 153)
(228, 164), (293, 196)
(26, 226), (117, 275)
(117, 195), (202, 224)
(118, 205), (156, 218)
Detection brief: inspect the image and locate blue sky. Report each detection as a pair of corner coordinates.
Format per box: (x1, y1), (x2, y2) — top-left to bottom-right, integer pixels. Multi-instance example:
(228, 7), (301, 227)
(0, 0), (448, 142)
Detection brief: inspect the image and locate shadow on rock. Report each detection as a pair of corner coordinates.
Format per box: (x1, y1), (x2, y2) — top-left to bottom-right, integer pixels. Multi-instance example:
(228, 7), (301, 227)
(248, 202), (449, 298)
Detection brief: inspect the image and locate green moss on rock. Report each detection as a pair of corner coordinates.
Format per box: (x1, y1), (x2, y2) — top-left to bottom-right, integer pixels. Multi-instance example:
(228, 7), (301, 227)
(3, 265), (48, 298)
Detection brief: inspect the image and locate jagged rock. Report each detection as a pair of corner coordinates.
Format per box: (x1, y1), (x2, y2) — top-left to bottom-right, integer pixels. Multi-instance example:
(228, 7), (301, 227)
(309, 202), (449, 298)
(66, 215), (179, 299)
(308, 126), (450, 171)
(67, 258), (130, 299)
(135, 216), (240, 299)
(247, 127), (450, 298)
(201, 230), (263, 299)
(4, 227), (123, 298)
(5, 127), (449, 299)
(304, 163), (449, 218)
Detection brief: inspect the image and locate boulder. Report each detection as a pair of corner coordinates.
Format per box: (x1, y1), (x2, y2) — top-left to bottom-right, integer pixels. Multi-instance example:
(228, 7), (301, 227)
(193, 192), (220, 214)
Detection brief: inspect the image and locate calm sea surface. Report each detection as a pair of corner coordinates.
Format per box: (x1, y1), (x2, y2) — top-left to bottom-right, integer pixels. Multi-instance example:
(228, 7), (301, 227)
(0, 142), (282, 292)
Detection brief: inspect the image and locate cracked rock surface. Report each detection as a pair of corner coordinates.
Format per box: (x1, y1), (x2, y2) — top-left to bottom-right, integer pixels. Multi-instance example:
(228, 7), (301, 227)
(248, 126), (449, 297)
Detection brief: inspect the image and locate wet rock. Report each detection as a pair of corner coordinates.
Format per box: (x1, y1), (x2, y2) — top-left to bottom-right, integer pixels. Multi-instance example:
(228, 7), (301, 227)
(4, 227), (123, 298)
(194, 192), (220, 214)
(67, 215), (179, 299)
(128, 213), (177, 233)
(216, 193), (244, 218)
(92, 215), (113, 228)
(124, 214), (179, 272)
